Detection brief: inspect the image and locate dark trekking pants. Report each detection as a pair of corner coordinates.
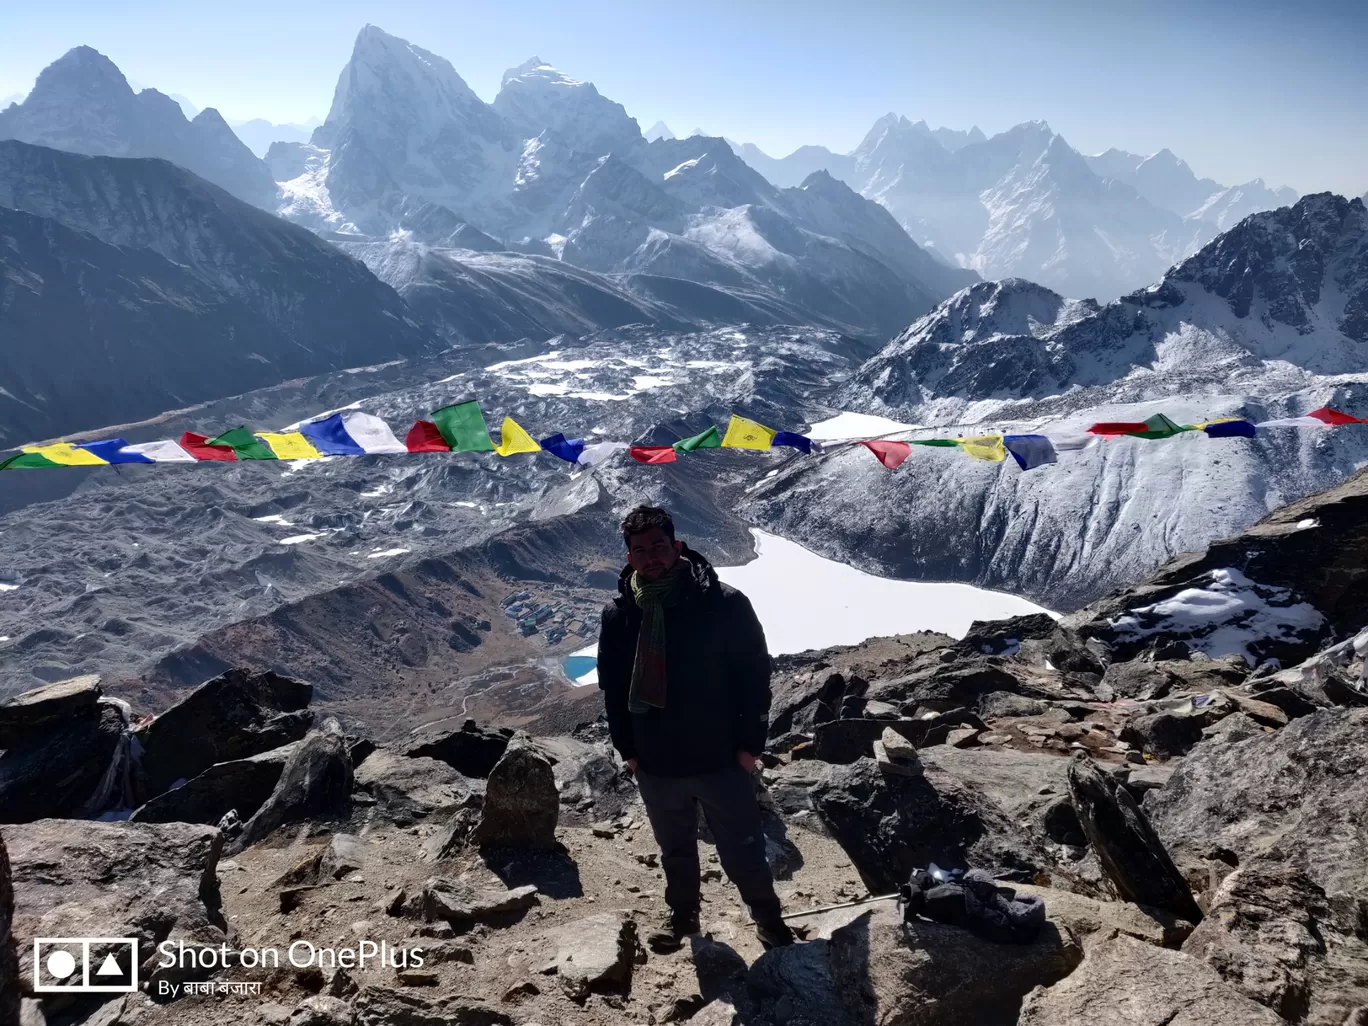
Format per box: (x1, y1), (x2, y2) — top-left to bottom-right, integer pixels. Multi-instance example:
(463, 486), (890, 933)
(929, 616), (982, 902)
(635, 764), (783, 926)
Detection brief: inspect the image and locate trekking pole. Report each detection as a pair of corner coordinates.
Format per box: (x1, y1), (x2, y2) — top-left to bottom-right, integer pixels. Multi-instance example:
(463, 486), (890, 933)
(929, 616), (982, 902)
(780, 893), (900, 920)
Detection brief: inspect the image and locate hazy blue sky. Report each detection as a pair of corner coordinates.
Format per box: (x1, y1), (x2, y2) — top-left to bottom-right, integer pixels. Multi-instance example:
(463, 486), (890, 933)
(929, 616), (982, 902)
(3, 0), (1365, 196)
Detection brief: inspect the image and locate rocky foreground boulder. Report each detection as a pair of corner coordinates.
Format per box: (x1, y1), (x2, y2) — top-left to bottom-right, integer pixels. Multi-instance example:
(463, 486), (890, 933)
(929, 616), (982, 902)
(131, 742), (299, 826)
(231, 719), (353, 853)
(1018, 932), (1286, 1025)
(470, 735), (560, 849)
(0, 676), (126, 822)
(747, 902), (1080, 1026)
(6, 818), (226, 991)
(811, 756), (1044, 895)
(0, 827), (18, 1026)
(1182, 858), (1368, 1025)
(1145, 707), (1368, 899)
(134, 668), (314, 798)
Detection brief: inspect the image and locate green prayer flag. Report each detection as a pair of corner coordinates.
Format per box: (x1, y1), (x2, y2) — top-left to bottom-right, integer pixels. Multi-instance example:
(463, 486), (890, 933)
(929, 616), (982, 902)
(674, 425), (722, 453)
(0, 452), (62, 469)
(1133, 414), (1194, 440)
(207, 426), (278, 460)
(431, 401), (495, 452)
(910, 438), (960, 447)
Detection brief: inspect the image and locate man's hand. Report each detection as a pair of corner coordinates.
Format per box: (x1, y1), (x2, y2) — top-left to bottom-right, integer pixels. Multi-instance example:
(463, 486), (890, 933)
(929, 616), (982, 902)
(737, 751), (760, 773)
(626, 757), (639, 774)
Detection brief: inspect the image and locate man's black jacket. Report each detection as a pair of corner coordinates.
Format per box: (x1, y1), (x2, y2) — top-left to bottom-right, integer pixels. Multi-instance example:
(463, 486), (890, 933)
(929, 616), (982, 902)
(597, 544), (772, 777)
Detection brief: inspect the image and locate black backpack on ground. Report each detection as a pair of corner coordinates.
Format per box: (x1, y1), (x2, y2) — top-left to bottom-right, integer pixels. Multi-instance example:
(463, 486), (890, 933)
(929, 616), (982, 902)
(899, 867), (1045, 944)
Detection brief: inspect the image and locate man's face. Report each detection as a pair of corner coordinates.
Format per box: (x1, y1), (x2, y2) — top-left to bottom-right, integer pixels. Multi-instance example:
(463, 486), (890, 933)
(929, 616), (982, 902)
(626, 527), (682, 581)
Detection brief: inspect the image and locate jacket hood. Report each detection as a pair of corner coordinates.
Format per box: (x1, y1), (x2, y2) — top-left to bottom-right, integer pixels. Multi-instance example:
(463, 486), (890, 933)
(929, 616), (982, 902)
(615, 542), (720, 605)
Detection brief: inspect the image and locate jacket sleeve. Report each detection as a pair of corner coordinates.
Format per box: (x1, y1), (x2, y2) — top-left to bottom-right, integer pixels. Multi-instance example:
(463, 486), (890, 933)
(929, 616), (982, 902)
(597, 604), (638, 762)
(725, 592), (772, 755)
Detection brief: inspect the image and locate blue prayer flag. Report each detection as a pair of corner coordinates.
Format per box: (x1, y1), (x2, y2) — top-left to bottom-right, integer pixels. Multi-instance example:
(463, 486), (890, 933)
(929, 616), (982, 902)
(538, 433), (586, 464)
(1003, 434), (1058, 471)
(772, 431), (813, 454)
(75, 438), (154, 464)
(1202, 419), (1257, 439)
(299, 414), (365, 456)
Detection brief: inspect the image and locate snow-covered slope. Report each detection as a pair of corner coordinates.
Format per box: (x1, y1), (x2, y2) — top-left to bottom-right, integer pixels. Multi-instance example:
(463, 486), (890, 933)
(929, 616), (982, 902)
(742, 194), (1368, 610)
(0, 46), (277, 209)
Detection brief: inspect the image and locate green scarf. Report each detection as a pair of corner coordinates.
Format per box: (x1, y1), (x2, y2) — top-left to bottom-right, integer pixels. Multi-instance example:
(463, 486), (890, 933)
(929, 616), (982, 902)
(628, 565), (683, 713)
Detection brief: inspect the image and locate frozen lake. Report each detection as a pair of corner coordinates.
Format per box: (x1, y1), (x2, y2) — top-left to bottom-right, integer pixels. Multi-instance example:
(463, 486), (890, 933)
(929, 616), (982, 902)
(563, 528), (1050, 686)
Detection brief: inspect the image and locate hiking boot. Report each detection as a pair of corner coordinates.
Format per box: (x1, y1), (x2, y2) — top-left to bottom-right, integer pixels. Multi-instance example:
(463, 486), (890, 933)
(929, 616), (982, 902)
(646, 911), (700, 953)
(755, 919), (795, 950)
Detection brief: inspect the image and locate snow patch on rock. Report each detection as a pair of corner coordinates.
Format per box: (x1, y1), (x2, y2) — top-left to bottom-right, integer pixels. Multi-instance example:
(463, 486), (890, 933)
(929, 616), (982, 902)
(1108, 568), (1324, 664)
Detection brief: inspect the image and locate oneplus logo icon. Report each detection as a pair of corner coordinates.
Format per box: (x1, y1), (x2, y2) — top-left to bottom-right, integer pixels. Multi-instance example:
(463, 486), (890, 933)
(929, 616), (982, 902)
(32, 937), (139, 993)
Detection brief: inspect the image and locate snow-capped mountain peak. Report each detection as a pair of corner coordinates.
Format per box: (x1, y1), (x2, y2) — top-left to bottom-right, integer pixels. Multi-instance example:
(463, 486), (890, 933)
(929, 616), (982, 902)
(842, 192), (1368, 418)
(932, 124), (986, 152)
(313, 25), (511, 216)
(500, 57), (581, 89)
(320, 24), (496, 141)
(492, 54), (641, 157)
(1170, 191), (1367, 341)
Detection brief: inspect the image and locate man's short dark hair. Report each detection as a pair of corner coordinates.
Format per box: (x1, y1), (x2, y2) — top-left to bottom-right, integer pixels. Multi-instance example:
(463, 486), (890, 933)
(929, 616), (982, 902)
(621, 505), (675, 546)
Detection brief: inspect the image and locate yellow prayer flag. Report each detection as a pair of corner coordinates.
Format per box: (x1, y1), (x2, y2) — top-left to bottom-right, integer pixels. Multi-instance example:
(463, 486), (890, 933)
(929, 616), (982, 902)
(494, 416), (542, 457)
(258, 432), (323, 460)
(22, 442), (108, 467)
(955, 435), (1007, 462)
(720, 415), (777, 450)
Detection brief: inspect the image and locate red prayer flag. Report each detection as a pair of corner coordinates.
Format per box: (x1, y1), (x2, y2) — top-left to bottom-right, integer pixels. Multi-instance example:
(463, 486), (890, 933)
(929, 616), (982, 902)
(1088, 422), (1150, 436)
(406, 421), (452, 452)
(630, 445), (678, 464)
(1308, 407), (1368, 426)
(859, 440), (911, 470)
(179, 431), (237, 461)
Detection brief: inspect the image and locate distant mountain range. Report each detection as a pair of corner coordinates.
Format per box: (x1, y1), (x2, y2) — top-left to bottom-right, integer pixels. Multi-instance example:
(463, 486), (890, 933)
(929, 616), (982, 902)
(730, 116), (1303, 300)
(0, 26), (1354, 448)
(2, 28), (1326, 327)
(266, 27), (975, 339)
(0, 47), (278, 209)
(228, 116), (321, 158)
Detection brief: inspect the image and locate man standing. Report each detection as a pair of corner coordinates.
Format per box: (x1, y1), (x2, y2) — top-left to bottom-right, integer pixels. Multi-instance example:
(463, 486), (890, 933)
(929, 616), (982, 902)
(598, 505), (793, 952)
